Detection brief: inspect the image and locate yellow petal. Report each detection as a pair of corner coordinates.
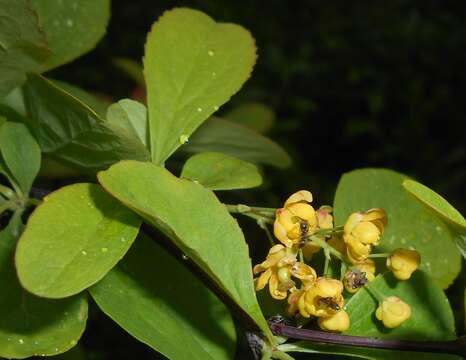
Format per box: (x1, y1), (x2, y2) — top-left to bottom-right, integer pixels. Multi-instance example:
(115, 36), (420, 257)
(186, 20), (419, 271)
(318, 310), (350, 332)
(255, 268), (272, 290)
(269, 272), (288, 300)
(284, 190), (313, 207)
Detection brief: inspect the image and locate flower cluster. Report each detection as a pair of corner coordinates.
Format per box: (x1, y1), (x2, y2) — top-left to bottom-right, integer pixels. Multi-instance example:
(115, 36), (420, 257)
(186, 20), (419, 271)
(253, 190), (421, 333)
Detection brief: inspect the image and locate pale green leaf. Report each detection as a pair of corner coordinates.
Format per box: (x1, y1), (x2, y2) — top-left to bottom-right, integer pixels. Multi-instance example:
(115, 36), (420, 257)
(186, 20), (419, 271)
(0, 0), (50, 97)
(334, 168), (461, 289)
(90, 235), (236, 360)
(0, 212), (88, 359)
(345, 272), (456, 340)
(184, 117), (292, 168)
(144, 8), (257, 164)
(106, 99), (148, 146)
(225, 102), (275, 133)
(15, 183), (142, 298)
(279, 341), (461, 360)
(97, 160), (272, 340)
(181, 152), (262, 190)
(31, 0), (110, 71)
(0, 122), (41, 194)
(23, 74), (150, 172)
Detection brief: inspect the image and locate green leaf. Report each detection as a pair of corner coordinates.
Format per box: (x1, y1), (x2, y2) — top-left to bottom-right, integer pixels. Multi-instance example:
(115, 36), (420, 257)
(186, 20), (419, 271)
(97, 160), (272, 340)
(15, 183), (142, 298)
(345, 272), (456, 340)
(23, 74), (150, 172)
(144, 8), (257, 165)
(403, 179), (466, 258)
(184, 117), (292, 168)
(106, 99), (148, 146)
(279, 341), (461, 360)
(225, 102), (275, 133)
(0, 122), (41, 194)
(51, 79), (109, 119)
(333, 168), (461, 289)
(90, 234), (236, 360)
(0, 0), (50, 97)
(30, 0), (110, 71)
(113, 57), (145, 88)
(0, 212), (88, 359)
(181, 152), (262, 190)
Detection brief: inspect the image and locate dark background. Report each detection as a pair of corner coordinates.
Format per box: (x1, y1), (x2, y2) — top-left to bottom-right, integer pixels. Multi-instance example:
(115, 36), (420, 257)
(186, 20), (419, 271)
(49, 1), (465, 359)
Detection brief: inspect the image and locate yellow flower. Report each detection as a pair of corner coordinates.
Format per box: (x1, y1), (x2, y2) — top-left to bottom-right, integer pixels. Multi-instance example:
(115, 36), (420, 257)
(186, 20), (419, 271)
(253, 244), (297, 300)
(290, 262), (317, 285)
(375, 296), (411, 328)
(303, 205), (334, 260)
(318, 310), (350, 332)
(298, 277), (345, 318)
(274, 190), (317, 248)
(343, 208), (387, 264)
(387, 248), (421, 280)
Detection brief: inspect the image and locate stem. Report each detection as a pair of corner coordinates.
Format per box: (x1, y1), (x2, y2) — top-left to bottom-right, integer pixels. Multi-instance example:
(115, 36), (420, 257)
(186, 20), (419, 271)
(258, 219), (275, 247)
(0, 200), (17, 214)
(363, 281), (385, 302)
(323, 248), (330, 276)
(368, 253), (390, 258)
(272, 325), (466, 356)
(340, 261), (347, 281)
(271, 350), (295, 360)
(0, 184), (14, 199)
(299, 249), (304, 263)
(308, 235), (344, 261)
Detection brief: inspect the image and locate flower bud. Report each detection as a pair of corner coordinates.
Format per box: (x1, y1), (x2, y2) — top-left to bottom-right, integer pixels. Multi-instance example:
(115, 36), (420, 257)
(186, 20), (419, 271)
(375, 296), (411, 328)
(318, 310), (350, 332)
(387, 248), (421, 280)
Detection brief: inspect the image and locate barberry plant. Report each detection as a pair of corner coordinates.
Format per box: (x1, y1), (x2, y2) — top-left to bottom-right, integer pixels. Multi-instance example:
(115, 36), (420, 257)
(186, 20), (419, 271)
(0, 2), (465, 359)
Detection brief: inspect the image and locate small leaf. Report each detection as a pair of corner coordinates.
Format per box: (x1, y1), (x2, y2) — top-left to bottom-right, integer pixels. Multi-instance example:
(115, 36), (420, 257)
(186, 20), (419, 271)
(15, 183), (142, 298)
(334, 168), (461, 289)
(280, 341), (461, 360)
(0, 212), (88, 359)
(113, 57), (145, 88)
(225, 102), (275, 133)
(144, 8), (257, 164)
(90, 235), (236, 360)
(0, 0), (50, 97)
(0, 122), (41, 194)
(184, 117), (292, 168)
(181, 152), (262, 190)
(23, 74), (150, 172)
(98, 160), (272, 340)
(30, 0), (110, 71)
(106, 99), (148, 146)
(345, 272), (456, 340)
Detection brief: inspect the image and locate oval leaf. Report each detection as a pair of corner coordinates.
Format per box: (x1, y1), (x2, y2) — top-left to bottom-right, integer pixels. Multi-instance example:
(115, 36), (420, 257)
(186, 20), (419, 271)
(181, 152), (262, 190)
(0, 122), (41, 194)
(334, 168), (461, 289)
(31, 0), (110, 71)
(345, 272), (456, 341)
(144, 8), (257, 164)
(0, 212), (88, 359)
(0, 0), (50, 97)
(15, 183), (142, 298)
(90, 235), (236, 360)
(97, 160), (272, 340)
(23, 74), (150, 172)
(184, 117), (292, 168)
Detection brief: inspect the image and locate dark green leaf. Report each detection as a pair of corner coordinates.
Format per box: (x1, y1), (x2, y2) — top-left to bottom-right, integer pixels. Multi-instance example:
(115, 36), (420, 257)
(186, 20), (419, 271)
(181, 152), (262, 190)
(225, 102), (275, 133)
(90, 235), (236, 360)
(23, 74), (150, 172)
(112, 58), (145, 88)
(144, 8), (257, 164)
(97, 160), (273, 340)
(334, 169), (461, 289)
(15, 183), (142, 298)
(0, 122), (41, 194)
(0, 212), (88, 359)
(184, 117), (292, 168)
(106, 99), (148, 146)
(30, 0), (110, 71)
(0, 0), (50, 97)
